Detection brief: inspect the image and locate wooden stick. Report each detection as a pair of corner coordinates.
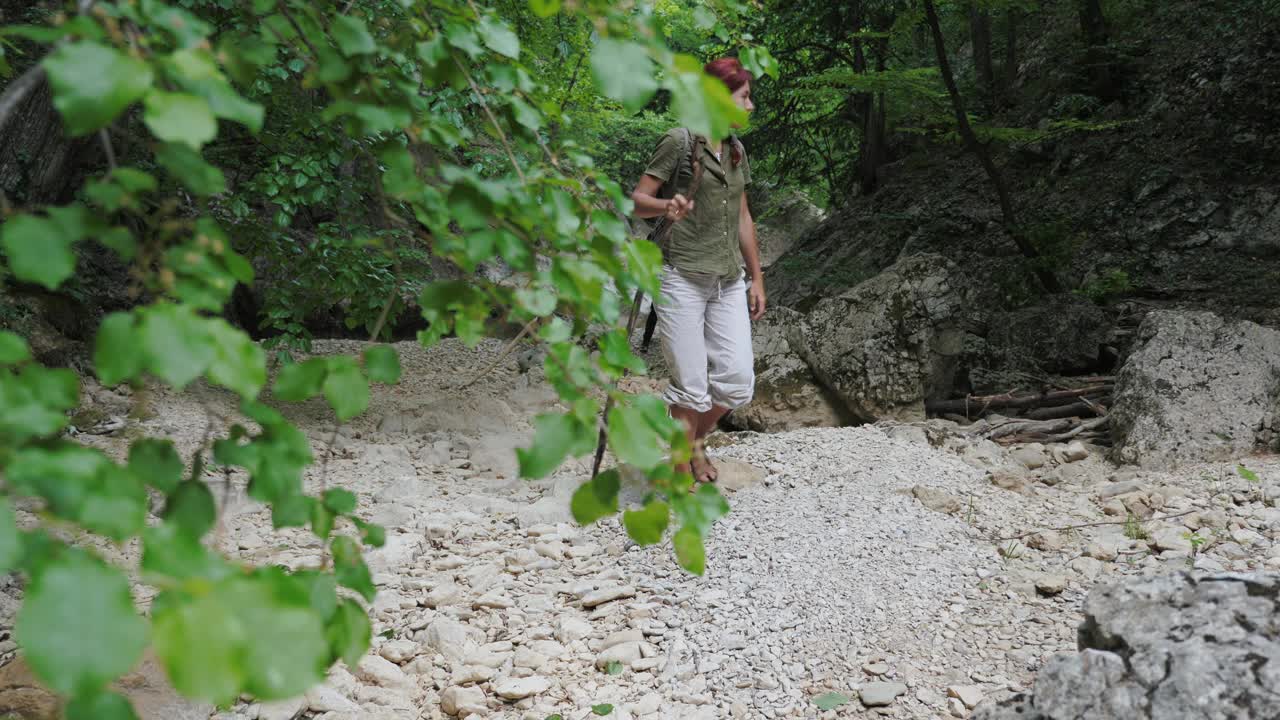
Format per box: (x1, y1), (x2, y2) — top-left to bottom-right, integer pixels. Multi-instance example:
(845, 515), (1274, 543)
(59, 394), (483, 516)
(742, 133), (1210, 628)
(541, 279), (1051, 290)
(1024, 398), (1110, 421)
(590, 289), (645, 478)
(458, 318), (537, 390)
(1039, 415), (1109, 443)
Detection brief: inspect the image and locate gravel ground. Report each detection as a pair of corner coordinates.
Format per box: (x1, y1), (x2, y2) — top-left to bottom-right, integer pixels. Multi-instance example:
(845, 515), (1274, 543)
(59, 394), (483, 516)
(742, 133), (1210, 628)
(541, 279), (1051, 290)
(0, 338), (1276, 720)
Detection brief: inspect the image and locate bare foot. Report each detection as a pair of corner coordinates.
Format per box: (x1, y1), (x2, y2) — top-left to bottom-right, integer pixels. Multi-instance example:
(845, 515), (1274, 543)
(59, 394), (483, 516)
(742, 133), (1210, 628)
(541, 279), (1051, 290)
(691, 448), (718, 483)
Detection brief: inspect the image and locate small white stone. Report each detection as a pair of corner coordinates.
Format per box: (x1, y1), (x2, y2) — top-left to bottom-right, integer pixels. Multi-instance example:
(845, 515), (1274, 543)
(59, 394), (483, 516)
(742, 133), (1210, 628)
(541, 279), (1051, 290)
(581, 585), (636, 608)
(513, 646), (548, 671)
(601, 628), (645, 650)
(474, 589), (514, 609)
(425, 582), (463, 608)
(493, 676), (551, 700)
(1034, 574), (1069, 596)
(596, 641), (643, 669)
(378, 639), (420, 664)
(1086, 538), (1120, 562)
(356, 654), (412, 688)
(427, 618), (473, 661)
(440, 685), (487, 716)
(555, 616), (593, 643)
(450, 664), (496, 685)
(947, 685), (985, 709)
(860, 681), (907, 707)
(305, 685), (359, 714)
(632, 693), (662, 715)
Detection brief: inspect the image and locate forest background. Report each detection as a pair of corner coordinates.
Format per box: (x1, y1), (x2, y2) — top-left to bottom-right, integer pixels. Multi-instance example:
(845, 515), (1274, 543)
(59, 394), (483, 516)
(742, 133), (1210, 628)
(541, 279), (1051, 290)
(1, 0), (1279, 717)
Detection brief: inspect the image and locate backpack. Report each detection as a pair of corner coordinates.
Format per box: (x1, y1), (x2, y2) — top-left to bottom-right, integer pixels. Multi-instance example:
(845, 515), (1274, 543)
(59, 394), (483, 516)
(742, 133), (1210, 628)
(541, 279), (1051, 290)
(633, 128), (707, 255)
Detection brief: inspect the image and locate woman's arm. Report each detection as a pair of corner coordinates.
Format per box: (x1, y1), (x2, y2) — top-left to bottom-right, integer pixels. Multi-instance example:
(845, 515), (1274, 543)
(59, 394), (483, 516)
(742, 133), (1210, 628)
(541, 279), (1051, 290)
(739, 194), (766, 320)
(631, 174), (693, 221)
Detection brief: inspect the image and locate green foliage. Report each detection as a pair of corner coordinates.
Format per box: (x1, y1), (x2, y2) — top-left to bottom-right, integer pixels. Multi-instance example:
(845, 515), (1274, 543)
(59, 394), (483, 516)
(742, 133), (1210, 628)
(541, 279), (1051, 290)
(623, 501), (670, 545)
(41, 42), (153, 136)
(1076, 268), (1132, 305)
(16, 550), (148, 697)
(0, 208), (85, 290)
(0, 0), (757, 714)
(247, 229), (429, 359)
(1123, 513), (1148, 541)
(814, 692), (852, 710)
(591, 39), (658, 113)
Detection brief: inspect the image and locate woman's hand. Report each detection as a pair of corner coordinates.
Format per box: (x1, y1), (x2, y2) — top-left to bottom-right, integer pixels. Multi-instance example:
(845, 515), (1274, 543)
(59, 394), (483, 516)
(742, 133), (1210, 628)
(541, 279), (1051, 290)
(748, 281), (766, 321)
(665, 194), (694, 222)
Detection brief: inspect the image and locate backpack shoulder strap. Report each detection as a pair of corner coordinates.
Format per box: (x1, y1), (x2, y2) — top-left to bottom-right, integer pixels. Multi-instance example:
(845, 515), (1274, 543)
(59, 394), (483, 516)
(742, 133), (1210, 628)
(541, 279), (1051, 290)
(657, 128), (695, 200)
(678, 129), (707, 198)
(652, 131), (710, 253)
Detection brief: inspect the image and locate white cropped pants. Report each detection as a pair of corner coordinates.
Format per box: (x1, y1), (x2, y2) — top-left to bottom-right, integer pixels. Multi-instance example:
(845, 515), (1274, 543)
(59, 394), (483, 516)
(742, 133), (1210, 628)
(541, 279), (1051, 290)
(657, 265), (755, 413)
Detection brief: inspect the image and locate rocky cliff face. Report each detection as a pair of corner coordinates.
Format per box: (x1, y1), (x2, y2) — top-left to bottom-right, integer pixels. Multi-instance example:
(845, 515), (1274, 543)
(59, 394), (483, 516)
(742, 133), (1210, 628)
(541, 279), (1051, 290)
(974, 573), (1280, 720)
(764, 3), (1280, 389)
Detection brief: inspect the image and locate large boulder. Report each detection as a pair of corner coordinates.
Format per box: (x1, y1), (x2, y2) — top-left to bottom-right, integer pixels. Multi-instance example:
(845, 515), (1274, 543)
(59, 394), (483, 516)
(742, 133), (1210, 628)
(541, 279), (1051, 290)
(754, 190), (826, 269)
(723, 308), (846, 432)
(974, 573), (1280, 720)
(1110, 310), (1280, 468)
(791, 253), (972, 423)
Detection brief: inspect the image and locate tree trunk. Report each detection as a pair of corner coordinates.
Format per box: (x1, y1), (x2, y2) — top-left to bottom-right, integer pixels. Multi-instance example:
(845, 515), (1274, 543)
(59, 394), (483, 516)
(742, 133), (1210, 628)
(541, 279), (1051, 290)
(855, 10), (891, 196)
(921, 0), (1062, 294)
(968, 3), (995, 109)
(0, 73), (97, 207)
(0, 0), (99, 207)
(1078, 0), (1119, 100)
(1003, 8), (1018, 95)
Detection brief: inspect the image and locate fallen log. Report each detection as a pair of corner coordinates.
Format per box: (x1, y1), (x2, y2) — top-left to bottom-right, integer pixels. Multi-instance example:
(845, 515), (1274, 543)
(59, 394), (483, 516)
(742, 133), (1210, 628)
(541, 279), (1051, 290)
(1024, 397), (1111, 421)
(927, 385), (1111, 416)
(983, 417), (1076, 440)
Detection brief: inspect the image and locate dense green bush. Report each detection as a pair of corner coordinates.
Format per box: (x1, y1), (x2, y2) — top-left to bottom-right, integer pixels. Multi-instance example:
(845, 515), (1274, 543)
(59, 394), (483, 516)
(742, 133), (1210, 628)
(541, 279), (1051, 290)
(0, 0), (776, 715)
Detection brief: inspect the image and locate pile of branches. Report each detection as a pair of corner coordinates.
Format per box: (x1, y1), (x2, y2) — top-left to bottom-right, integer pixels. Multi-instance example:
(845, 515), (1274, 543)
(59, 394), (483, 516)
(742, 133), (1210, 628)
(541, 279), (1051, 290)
(926, 377), (1114, 445)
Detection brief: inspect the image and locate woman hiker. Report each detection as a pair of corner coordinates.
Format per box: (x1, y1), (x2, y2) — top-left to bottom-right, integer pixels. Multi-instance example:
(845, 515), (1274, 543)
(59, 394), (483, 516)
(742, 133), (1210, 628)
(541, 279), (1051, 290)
(629, 57), (766, 483)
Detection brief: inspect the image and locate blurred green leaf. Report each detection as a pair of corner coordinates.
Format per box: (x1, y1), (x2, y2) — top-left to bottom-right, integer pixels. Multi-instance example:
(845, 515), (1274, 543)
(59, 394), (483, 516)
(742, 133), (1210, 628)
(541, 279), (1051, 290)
(43, 42), (153, 135)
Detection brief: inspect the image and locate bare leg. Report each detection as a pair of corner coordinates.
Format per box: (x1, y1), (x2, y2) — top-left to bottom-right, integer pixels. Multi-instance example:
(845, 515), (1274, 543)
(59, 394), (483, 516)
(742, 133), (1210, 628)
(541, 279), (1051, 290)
(691, 405), (730, 481)
(697, 405), (729, 439)
(669, 404), (701, 475)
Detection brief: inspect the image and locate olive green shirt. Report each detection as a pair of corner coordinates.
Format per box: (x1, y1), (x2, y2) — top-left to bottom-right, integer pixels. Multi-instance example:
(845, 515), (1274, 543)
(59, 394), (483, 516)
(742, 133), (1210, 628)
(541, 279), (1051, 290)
(643, 128), (751, 279)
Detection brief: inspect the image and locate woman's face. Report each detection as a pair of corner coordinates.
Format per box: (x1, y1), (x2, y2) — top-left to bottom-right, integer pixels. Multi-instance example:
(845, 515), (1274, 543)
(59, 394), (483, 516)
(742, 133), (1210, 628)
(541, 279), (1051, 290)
(731, 81), (754, 128)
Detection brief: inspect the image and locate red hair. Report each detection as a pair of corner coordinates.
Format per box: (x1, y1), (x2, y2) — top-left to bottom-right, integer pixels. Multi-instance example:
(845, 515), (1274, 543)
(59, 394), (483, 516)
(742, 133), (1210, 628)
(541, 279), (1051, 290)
(703, 57), (752, 166)
(704, 57), (753, 93)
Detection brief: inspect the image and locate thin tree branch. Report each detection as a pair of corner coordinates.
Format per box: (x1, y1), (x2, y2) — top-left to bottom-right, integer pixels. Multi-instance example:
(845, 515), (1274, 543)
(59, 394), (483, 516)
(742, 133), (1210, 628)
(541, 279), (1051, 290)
(98, 128), (118, 171)
(458, 318), (537, 390)
(276, 1), (323, 61)
(558, 50), (588, 113)
(921, 0), (1062, 293)
(453, 52), (527, 184)
(993, 509), (1198, 542)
